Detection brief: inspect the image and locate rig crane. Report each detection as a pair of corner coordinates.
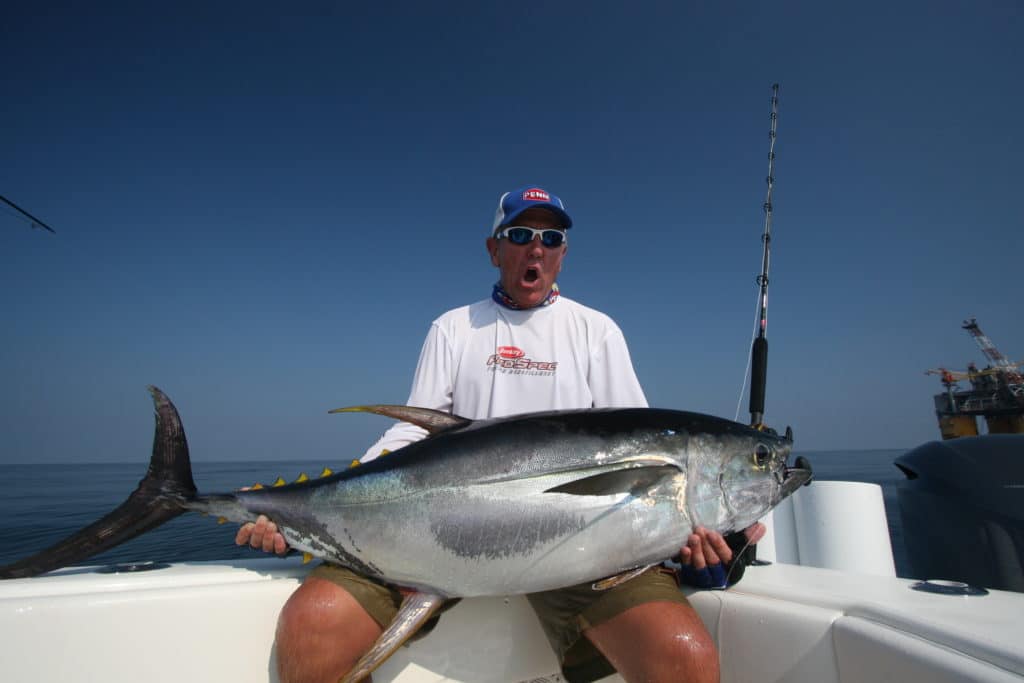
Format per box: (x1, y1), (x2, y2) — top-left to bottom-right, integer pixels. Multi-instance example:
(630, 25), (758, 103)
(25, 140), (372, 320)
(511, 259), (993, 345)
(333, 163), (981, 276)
(962, 318), (1024, 392)
(927, 319), (1024, 439)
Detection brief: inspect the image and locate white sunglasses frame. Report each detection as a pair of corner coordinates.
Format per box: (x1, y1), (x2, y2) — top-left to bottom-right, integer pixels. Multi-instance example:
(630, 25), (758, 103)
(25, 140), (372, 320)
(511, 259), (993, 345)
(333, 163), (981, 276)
(493, 226), (568, 248)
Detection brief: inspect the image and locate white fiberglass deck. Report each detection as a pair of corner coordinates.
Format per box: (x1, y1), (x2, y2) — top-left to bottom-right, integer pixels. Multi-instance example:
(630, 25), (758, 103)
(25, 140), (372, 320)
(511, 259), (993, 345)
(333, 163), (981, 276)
(1, 556), (1022, 683)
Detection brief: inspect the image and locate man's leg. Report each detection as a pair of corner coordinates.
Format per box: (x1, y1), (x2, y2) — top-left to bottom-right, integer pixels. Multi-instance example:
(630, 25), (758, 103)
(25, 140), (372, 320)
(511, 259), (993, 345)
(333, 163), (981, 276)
(583, 600), (719, 683)
(275, 564), (406, 683)
(528, 568), (718, 683)
(275, 576), (381, 683)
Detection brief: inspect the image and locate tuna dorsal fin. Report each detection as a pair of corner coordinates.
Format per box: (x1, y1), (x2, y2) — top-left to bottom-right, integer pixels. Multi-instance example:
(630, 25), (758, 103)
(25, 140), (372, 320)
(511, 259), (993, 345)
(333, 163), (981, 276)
(329, 405), (471, 434)
(544, 465), (679, 497)
(340, 591), (447, 683)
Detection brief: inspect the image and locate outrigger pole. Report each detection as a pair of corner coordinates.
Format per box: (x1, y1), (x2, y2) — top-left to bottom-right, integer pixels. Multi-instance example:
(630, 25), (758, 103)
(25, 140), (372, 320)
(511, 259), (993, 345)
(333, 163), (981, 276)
(748, 84), (779, 429)
(0, 195), (57, 234)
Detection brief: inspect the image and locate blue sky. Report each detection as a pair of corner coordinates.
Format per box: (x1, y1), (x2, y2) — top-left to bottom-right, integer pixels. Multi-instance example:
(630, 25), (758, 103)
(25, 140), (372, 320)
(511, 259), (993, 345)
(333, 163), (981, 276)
(2, 1), (1021, 463)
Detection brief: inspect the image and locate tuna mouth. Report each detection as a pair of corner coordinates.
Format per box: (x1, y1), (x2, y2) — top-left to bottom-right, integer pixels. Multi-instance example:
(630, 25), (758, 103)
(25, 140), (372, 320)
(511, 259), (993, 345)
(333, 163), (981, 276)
(779, 456), (813, 496)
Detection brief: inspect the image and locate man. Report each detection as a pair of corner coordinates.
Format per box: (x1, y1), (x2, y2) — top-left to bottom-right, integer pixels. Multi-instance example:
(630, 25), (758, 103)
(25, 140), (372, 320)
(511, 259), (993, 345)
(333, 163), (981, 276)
(239, 186), (764, 683)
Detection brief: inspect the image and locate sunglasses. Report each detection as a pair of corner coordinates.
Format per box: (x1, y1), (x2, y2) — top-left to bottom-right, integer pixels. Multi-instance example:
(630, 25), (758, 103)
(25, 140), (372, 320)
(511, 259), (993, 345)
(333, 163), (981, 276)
(494, 226), (568, 248)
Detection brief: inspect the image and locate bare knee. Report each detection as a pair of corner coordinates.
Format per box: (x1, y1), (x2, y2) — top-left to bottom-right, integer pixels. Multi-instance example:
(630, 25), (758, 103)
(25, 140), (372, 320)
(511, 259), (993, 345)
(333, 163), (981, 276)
(275, 577), (382, 683)
(585, 601), (720, 683)
(651, 622), (719, 683)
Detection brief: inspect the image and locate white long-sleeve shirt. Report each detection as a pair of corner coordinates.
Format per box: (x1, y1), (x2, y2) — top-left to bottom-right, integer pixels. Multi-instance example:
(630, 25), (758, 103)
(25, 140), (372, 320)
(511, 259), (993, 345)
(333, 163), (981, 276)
(361, 295), (647, 461)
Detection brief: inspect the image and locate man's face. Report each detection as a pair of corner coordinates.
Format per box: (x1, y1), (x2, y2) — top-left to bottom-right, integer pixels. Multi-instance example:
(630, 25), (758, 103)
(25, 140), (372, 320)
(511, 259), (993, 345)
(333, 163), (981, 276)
(486, 208), (568, 308)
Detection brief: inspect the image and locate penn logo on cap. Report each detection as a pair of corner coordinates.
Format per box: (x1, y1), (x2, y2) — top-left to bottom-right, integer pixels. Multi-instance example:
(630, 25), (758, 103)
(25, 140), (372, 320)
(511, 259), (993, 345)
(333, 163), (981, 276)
(492, 185), (573, 232)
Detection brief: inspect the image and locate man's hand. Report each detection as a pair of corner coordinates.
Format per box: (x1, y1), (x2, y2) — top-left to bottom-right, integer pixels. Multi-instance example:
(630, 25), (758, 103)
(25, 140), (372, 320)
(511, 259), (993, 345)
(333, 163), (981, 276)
(235, 515), (289, 556)
(680, 523), (765, 568)
(677, 523), (766, 588)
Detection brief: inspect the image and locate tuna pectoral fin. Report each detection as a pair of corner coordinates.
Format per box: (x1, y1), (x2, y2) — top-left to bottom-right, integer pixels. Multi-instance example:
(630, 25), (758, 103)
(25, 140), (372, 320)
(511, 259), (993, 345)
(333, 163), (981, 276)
(340, 591), (446, 683)
(329, 405), (470, 434)
(0, 386), (196, 580)
(592, 565), (655, 591)
(544, 465), (679, 497)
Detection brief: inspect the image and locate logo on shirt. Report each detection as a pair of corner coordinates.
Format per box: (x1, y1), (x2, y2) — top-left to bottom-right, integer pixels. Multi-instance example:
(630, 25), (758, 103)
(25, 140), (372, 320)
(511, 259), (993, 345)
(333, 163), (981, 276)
(523, 188), (550, 202)
(497, 346), (525, 359)
(486, 346), (558, 375)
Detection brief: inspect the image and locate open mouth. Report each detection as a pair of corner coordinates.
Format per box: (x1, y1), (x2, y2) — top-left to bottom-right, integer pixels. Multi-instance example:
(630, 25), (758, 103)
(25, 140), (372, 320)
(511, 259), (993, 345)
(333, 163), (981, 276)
(524, 267), (540, 283)
(779, 456), (813, 495)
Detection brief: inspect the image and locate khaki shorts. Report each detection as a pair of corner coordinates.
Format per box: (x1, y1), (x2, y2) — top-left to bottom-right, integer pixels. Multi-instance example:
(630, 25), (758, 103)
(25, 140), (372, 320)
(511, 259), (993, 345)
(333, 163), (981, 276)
(308, 563), (688, 683)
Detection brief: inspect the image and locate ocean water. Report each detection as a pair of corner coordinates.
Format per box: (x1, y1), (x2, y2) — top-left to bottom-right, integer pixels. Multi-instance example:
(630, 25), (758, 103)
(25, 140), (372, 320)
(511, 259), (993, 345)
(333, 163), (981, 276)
(0, 449), (913, 577)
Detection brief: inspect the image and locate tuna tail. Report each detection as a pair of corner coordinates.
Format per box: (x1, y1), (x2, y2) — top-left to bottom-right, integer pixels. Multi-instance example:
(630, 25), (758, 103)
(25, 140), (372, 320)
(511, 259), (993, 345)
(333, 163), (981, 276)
(0, 386), (197, 579)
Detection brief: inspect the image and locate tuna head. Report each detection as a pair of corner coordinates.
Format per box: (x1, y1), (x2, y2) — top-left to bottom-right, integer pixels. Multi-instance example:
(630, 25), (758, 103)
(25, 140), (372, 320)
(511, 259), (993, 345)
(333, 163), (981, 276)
(687, 424), (810, 534)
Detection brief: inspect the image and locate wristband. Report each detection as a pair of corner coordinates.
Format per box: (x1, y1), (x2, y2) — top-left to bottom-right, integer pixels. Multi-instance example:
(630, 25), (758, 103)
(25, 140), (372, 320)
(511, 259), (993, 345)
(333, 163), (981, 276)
(679, 561), (728, 589)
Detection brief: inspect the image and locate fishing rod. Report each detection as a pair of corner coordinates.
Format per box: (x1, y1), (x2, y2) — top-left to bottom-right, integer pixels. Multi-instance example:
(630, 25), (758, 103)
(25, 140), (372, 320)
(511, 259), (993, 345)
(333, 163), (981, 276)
(723, 87), (785, 581)
(728, 88), (807, 579)
(748, 83), (779, 430)
(0, 194), (57, 234)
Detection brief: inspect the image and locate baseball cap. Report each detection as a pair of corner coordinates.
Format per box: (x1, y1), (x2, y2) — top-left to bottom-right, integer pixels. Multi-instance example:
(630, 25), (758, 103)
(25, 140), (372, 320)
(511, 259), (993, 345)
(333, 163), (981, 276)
(492, 186), (573, 233)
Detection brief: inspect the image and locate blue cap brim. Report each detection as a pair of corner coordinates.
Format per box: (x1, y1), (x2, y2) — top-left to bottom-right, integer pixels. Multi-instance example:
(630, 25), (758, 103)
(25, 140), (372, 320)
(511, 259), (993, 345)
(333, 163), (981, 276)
(499, 204), (573, 230)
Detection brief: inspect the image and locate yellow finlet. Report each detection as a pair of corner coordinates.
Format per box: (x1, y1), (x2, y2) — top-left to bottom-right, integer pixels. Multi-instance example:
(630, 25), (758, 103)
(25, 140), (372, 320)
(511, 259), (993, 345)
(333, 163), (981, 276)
(250, 482), (264, 490)
(379, 449), (391, 457)
(295, 472), (310, 483)
(302, 552), (314, 564)
(272, 476), (287, 487)
(217, 517), (227, 525)
(319, 467), (334, 477)
(349, 459), (361, 469)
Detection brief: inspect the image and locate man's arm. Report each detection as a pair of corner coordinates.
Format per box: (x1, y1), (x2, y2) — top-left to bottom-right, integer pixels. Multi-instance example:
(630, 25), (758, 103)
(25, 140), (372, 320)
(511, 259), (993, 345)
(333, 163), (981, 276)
(589, 325), (648, 408)
(359, 320), (454, 461)
(591, 319), (763, 588)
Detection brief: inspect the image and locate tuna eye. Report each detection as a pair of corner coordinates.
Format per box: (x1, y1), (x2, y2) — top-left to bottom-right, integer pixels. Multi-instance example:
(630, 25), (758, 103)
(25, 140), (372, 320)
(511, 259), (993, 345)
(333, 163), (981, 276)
(753, 444), (772, 469)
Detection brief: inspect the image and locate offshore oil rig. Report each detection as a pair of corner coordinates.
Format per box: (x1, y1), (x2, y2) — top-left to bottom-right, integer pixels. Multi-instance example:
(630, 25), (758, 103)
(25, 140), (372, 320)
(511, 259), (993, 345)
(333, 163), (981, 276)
(926, 318), (1024, 439)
